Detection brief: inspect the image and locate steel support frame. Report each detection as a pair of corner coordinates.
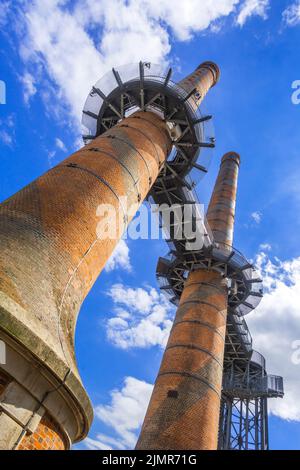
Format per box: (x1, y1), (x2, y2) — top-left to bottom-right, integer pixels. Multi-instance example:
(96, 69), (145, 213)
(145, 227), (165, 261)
(218, 395), (269, 450)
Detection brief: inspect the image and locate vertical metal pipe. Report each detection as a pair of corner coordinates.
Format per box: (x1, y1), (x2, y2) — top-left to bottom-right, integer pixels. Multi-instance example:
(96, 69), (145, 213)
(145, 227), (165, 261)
(245, 399), (249, 450)
(218, 398), (225, 449)
(225, 398), (233, 449)
(260, 398), (264, 450)
(255, 398), (259, 450)
(262, 397), (269, 450)
(265, 398), (269, 450)
(239, 400), (243, 450)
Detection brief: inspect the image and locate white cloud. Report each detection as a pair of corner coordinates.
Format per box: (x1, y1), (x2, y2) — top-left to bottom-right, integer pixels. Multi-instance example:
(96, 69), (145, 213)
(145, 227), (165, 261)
(108, 283), (158, 313)
(105, 239), (132, 273)
(16, 0), (170, 123)
(0, 130), (13, 146)
(93, 248), (300, 450)
(0, 114), (15, 147)
(259, 243), (271, 251)
(247, 250), (300, 421)
(251, 210), (262, 224)
(19, 72), (37, 104)
(55, 137), (67, 152)
(87, 249), (300, 454)
(74, 135), (84, 151)
(236, 0), (269, 26)
(106, 283), (174, 349)
(5, 114), (15, 128)
(47, 149), (56, 166)
(85, 376), (153, 450)
(13, 0), (264, 128)
(139, 0), (240, 41)
(46, 137), (67, 166)
(0, 1), (10, 27)
(282, 1), (300, 27)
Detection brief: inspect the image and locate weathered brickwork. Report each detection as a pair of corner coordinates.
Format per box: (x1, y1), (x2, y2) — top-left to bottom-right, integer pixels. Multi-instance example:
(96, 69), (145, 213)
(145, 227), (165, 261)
(0, 110), (171, 448)
(137, 153), (240, 450)
(0, 111), (171, 369)
(178, 61), (220, 110)
(207, 152), (240, 248)
(0, 62), (221, 450)
(136, 270), (228, 450)
(17, 413), (68, 451)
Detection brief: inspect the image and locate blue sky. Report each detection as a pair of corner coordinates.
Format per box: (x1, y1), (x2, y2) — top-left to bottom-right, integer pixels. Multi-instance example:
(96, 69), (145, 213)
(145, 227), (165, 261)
(1, 0), (300, 450)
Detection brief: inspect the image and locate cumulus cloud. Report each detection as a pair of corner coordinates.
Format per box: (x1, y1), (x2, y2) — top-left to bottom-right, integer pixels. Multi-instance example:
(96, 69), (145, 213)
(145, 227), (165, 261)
(19, 72), (37, 104)
(46, 136), (68, 166)
(236, 0), (269, 26)
(0, 1), (10, 27)
(0, 114), (15, 147)
(282, 1), (300, 27)
(259, 243), (272, 251)
(10, 0), (267, 127)
(138, 0), (240, 41)
(247, 250), (300, 421)
(105, 239), (132, 273)
(106, 283), (174, 349)
(93, 246), (300, 451)
(55, 137), (67, 152)
(0, 130), (13, 146)
(84, 376), (153, 450)
(251, 210), (262, 224)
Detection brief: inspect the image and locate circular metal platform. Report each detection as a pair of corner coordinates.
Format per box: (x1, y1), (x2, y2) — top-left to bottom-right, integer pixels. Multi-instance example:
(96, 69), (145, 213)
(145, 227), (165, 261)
(82, 62), (215, 185)
(156, 243), (263, 316)
(82, 62), (264, 319)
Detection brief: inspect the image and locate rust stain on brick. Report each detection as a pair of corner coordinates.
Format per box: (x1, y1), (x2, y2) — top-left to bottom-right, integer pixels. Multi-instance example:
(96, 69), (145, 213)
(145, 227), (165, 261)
(137, 151), (240, 450)
(207, 152), (240, 248)
(0, 110), (171, 448)
(136, 270), (227, 450)
(178, 61), (220, 109)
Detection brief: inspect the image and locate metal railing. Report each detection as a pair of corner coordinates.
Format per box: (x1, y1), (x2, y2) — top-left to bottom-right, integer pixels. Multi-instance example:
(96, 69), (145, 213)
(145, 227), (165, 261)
(262, 375), (284, 397)
(230, 312), (253, 348)
(223, 372), (284, 398)
(251, 350), (266, 371)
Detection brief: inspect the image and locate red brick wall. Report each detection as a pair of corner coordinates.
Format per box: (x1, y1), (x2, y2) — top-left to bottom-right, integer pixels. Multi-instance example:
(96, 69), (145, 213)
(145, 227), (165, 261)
(17, 413), (68, 451)
(136, 270), (227, 450)
(0, 111), (171, 366)
(206, 152), (240, 248)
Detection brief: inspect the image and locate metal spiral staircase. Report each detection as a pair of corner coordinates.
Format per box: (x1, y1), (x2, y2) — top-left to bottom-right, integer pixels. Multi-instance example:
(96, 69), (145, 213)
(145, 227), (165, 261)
(82, 61), (284, 450)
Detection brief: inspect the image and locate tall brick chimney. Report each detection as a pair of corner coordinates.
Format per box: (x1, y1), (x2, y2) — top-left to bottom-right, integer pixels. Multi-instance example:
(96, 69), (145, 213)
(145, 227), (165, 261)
(0, 62), (219, 450)
(0, 112), (171, 450)
(136, 152), (240, 450)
